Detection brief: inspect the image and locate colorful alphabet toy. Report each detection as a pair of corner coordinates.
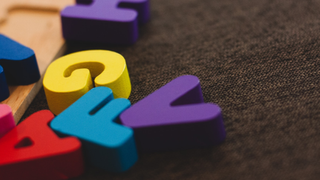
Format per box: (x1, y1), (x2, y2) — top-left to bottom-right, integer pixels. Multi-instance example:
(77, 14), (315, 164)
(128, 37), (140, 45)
(0, 1), (227, 179)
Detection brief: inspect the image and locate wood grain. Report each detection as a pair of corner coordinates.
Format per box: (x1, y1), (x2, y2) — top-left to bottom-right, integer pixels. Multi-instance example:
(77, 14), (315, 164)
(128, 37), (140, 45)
(0, 0), (74, 124)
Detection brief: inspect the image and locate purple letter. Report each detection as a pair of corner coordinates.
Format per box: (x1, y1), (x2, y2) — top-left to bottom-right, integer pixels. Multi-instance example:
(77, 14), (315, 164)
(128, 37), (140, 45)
(120, 75), (226, 152)
(61, 0), (150, 45)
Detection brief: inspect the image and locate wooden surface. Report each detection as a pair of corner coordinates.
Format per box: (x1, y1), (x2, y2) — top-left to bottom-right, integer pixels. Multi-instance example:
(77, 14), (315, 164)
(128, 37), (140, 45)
(0, 0), (74, 124)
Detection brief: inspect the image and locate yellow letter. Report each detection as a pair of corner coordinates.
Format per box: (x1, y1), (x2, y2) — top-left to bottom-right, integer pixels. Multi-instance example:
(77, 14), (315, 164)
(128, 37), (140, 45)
(43, 50), (131, 115)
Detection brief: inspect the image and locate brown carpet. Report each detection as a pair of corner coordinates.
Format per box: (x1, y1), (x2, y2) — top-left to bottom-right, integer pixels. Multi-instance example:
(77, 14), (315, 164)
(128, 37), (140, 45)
(22, 0), (320, 179)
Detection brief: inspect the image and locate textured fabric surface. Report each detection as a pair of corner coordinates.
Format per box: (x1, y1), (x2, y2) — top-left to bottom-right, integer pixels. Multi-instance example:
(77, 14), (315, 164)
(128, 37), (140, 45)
(22, 0), (320, 179)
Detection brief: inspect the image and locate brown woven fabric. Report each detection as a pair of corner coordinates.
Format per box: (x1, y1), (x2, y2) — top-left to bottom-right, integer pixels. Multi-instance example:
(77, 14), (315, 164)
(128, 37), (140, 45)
(22, 0), (320, 179)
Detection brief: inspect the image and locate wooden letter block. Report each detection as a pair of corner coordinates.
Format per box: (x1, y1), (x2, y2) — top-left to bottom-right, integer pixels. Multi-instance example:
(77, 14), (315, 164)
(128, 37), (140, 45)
(120, 75), (226, 152)
(0, 104), (15, 138)
(61, 0), (150, 44)
(51, 87), (138, 172)
(0, 110), (84, 180)
(43, 50), (131, 115)
(0, 34), (40, 101)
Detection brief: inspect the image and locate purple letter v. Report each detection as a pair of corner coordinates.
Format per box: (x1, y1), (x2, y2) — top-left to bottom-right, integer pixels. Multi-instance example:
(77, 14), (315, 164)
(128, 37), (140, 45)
(120, 75), (226, 152)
